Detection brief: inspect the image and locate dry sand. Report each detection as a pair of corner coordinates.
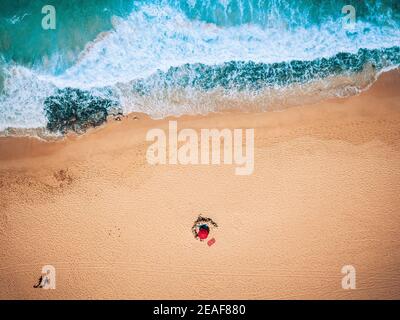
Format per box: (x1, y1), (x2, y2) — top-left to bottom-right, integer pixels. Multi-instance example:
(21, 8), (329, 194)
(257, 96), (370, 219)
(1, 70), (400, 299)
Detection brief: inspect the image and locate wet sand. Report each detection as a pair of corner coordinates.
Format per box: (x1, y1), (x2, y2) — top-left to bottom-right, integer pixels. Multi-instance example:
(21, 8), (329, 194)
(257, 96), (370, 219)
(1, 70), (400, 299)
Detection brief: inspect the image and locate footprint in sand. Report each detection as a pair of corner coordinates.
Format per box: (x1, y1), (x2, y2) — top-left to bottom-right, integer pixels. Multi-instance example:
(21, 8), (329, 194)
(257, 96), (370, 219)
(53, 169), (73, 187)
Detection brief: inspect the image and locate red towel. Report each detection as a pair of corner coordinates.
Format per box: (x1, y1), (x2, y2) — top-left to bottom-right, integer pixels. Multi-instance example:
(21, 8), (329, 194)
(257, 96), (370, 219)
(207, 238), (216, 246)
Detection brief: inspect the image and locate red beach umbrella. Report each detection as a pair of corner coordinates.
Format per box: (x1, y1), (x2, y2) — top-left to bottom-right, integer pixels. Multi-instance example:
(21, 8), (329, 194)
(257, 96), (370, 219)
(198, 226), (209, 240)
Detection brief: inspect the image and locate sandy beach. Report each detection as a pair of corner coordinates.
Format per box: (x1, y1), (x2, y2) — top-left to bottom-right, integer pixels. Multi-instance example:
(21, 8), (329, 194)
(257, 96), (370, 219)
(1, 69), (400, 299)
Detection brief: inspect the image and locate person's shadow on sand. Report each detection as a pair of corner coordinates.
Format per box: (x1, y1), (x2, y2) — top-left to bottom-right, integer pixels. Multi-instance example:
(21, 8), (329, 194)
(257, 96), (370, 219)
(33, 275), (43, 288)
(33, 273), (50, 289)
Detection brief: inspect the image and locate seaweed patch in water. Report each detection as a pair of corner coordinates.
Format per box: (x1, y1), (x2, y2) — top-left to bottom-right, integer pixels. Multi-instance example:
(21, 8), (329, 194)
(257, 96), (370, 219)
(44, 87), (122, 134)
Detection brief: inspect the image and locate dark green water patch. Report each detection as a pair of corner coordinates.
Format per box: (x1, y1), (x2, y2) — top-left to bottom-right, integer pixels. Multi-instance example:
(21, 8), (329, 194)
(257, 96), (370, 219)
(44, 87), (121, 133)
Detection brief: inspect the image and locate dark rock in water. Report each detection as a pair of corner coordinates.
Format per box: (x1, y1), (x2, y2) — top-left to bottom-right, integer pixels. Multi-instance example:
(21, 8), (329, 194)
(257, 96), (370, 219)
(44, 87), (121, 133)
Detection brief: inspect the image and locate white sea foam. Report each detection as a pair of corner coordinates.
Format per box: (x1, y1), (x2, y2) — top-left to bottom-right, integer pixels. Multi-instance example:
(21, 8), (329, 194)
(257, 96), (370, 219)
(55, 5), (400, 87)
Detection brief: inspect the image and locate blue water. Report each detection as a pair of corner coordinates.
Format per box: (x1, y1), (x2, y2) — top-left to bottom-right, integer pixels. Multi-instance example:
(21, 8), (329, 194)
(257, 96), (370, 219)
(0, 0), (399, 131)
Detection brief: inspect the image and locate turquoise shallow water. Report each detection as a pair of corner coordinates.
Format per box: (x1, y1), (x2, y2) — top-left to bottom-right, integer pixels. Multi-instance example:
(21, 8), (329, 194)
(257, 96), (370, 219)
(1, 0), (399, 71)
(0, 0), (399, 131)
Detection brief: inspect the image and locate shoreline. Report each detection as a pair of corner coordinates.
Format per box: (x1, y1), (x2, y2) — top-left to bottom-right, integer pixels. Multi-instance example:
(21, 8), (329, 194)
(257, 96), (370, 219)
(0, 65), (396, 141)
(1, 69), (400, 299)
(1, 68), (400, 161)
